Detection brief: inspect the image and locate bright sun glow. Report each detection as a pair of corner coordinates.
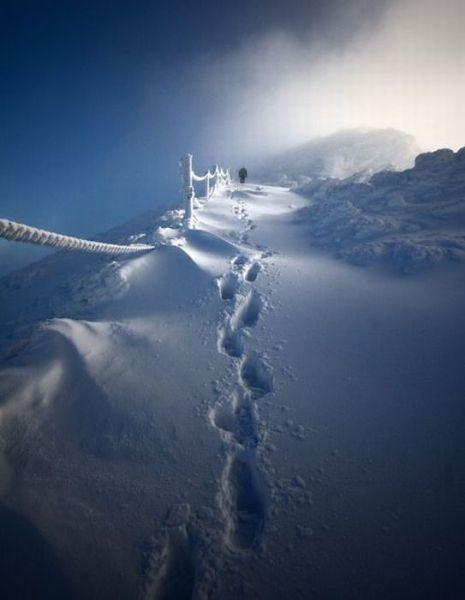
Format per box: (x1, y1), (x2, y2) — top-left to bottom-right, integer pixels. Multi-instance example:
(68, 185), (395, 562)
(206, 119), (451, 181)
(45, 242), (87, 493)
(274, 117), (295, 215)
(200, 0), (465, 161)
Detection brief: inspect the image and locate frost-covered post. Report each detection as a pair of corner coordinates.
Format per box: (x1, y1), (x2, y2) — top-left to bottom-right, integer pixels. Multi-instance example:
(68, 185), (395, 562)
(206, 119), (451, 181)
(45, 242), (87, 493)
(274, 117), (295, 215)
(214, 164), (220, 191)
(180, 154), (194, 228)
(205, 172), (210, 199)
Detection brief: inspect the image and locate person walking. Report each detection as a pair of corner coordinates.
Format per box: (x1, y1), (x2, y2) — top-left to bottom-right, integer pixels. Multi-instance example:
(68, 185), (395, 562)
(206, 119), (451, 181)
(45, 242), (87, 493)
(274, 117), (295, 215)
(238, 167), (248, 184)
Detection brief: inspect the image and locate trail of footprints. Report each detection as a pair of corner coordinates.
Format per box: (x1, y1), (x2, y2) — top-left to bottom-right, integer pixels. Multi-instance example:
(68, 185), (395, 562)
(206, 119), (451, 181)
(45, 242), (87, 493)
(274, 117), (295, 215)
(213, 250), (273, 552)
(149, 190), (273, 598)
(230, 194), (256, 244)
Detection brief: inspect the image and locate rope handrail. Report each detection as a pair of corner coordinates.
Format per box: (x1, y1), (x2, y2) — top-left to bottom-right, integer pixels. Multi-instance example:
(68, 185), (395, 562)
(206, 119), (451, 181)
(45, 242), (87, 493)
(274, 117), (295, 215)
(191, 171), (208, 182)
(0, 153), (230, 255)
(0, 218), (155, 255)
(180, 154), (231, 229)
(191, 165), (223, 182)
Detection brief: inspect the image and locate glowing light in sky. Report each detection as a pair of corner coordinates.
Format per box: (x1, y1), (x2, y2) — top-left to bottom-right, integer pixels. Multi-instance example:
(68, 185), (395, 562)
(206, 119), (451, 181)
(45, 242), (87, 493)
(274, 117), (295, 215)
(200, 0), (465, 161)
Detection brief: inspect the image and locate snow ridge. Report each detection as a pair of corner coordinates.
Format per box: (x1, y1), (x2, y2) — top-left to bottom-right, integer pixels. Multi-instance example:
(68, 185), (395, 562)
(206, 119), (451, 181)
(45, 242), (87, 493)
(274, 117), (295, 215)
(252, 128), (419, 185)
(295, 146), (465, 273)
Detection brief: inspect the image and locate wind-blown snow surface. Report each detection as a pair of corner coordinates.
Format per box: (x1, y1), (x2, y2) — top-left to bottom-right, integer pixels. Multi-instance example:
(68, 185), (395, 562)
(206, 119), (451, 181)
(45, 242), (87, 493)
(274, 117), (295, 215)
(1, 184), (465, 598)
(296, 147), (465, 273)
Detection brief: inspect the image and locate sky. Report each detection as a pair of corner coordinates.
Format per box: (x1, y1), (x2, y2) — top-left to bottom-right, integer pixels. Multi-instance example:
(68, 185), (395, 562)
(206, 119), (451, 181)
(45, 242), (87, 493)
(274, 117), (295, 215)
(203, 0), (465, 162)
(0, 0), (464, 274)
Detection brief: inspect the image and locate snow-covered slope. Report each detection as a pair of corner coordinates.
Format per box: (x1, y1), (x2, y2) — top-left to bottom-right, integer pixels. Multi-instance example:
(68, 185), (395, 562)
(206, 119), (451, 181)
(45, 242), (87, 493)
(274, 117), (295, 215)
(1, 183), (465, 599)
(252, 128), (419, 185)
(295, 147), (465, 273)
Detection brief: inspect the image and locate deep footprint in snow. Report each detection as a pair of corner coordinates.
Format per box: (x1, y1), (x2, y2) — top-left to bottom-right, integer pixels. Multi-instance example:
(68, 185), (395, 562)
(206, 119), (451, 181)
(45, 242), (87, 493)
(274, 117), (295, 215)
(154, 533), (195, 600)
(240, 352), (273, 399)
(218, 323), (245, 358)
(210, 394), (259, 447)
(244, 262), (261, 282)
(249, 186), (268, 196)
(147, 506), (196, 600)
(222, 453), (267, 551)
(232, 255), (248, 269)
(218, 272), (241, 300)
(232, 289), (263, 329)
(218, 289), (263, 357)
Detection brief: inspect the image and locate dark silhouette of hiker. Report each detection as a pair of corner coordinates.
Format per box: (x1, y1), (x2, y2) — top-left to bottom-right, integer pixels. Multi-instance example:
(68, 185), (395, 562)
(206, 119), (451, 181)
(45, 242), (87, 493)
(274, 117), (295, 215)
(238, 167), (248, 184)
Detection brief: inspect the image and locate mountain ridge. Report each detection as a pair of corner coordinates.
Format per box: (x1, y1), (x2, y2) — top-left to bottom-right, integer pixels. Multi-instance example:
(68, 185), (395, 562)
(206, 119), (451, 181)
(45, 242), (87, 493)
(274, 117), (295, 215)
(250, 128), (420, 184)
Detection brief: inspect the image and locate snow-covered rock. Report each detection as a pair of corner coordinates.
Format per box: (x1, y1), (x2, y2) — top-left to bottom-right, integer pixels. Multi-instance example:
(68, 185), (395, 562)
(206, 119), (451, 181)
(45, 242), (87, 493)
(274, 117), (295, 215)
(252, 128), (419, 184)
(295, 146), (465, 273)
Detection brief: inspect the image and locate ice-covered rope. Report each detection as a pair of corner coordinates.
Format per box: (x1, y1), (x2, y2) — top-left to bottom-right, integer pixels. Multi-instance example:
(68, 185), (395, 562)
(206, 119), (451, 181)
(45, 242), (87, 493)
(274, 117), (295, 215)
(191, 166), (224, 182)
(191, 172), (208, 182)
(0, 219), (155, 255)
(0, 153), (229, 254)
(180, 154), (231, 228)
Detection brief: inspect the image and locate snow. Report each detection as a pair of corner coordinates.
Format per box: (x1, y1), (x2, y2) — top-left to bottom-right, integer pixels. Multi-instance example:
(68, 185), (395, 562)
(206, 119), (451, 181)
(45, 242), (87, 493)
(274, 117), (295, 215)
(295, 146), (465, 273)
(1, 179), (465, 598)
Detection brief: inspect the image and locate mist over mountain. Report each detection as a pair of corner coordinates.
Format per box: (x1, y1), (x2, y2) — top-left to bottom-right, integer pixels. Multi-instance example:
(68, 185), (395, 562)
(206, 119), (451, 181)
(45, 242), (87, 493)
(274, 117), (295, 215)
(250, 128), (420, 184)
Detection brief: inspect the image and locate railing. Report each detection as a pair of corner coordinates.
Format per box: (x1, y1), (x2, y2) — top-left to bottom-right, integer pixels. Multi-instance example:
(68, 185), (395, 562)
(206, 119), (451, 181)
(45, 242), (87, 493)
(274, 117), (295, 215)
(0, 154), (231, 255)
(0, 219), (155, 255)
(180, 154), (231, 228)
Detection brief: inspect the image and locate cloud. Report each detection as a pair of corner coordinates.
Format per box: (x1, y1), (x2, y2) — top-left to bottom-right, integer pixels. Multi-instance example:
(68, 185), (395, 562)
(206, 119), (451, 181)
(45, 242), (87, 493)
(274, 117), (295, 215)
(197, 0), (465, 162)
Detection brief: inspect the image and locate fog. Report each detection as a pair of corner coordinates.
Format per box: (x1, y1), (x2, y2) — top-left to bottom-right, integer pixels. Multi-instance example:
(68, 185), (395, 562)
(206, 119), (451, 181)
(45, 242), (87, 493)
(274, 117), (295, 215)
(198, 0), (465, 164)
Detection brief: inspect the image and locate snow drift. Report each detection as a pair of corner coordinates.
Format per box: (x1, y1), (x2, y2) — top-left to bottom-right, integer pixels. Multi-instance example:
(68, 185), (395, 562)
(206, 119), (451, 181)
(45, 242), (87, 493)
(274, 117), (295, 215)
(295, 146), (465, 273)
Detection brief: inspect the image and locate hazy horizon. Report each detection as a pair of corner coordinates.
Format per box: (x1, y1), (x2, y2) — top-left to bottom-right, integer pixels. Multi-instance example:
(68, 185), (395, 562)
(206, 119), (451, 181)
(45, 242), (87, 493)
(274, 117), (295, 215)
(197, 0), (464, 164)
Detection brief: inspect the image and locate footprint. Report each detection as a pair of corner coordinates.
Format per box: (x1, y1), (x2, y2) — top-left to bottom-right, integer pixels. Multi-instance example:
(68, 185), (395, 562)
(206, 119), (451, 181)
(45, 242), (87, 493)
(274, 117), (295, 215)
(210, 394), (259, 447)
(146, 505), (196, 600)
(250, 187), (268, 196)
(218, 272), (241, 300)
(233, 402), (259, 447)
(218, 323), (245, 358)
(152, 531), (196, 600)
(209, 400), (236, 443)
(244, 262), (261, 282)
(232, 289), (263, 329)
(240, 352), (273, 399)
(232, 255), (248, 268)
(222, 452), (267, 551)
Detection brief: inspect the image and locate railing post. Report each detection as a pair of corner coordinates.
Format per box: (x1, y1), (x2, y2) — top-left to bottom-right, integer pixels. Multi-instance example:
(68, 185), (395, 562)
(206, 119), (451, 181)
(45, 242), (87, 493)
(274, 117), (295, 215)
(215, 165), (220, 191)
(180, 153), (194, 228)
